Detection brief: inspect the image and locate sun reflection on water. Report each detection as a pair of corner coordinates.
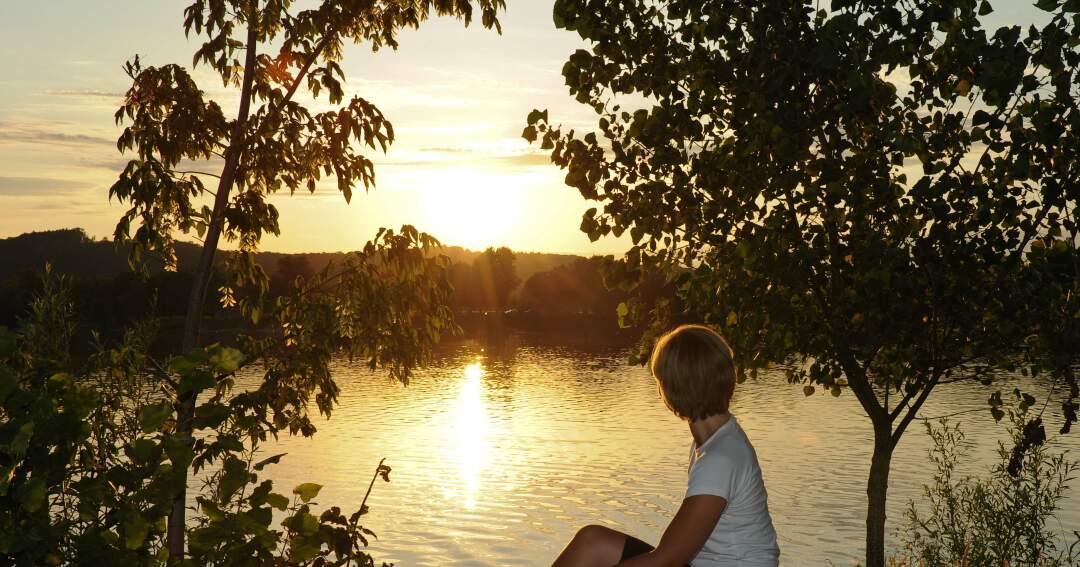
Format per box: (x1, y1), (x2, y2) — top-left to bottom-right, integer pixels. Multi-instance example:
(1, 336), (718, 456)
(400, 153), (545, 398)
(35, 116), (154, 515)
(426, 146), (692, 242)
(449, 359), (492, 508)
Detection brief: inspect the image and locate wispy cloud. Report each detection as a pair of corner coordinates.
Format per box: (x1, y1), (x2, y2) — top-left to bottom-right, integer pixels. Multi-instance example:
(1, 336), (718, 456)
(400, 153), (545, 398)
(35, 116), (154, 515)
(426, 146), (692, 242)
(12, 201), (95, 212)
(494, 152), (552, 167)
(0, 176), (94, 196)
(0, 122), (113, 147)
(77, 156), (133, 172)
(418, 146), (474, 154)
(43, 88), (125, 99)
(382, 145), (552, 169)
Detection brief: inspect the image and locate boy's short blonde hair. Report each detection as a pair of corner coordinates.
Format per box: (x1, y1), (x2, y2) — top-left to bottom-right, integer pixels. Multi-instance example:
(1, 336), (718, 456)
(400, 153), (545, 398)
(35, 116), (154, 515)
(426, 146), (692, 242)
(649, 324), (736, 421)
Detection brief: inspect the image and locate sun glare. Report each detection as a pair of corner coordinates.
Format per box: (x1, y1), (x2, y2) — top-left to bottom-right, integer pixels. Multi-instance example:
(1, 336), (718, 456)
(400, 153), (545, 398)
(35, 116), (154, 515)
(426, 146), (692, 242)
(419, 168), (525, 250)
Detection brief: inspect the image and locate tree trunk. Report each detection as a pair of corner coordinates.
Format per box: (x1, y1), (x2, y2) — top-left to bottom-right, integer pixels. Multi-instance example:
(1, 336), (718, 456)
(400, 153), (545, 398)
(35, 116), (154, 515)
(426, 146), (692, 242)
(165, 6), (260, 561)
(865, 425), (894, 567)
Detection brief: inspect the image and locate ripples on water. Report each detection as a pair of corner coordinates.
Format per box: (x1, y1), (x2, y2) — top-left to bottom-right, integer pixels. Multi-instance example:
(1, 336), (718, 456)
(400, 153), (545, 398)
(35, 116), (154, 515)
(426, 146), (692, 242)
(234, 338), (1079, 566)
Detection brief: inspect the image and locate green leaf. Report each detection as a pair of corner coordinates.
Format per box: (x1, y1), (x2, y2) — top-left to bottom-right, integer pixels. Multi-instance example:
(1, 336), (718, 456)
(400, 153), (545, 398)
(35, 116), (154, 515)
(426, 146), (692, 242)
(164, 435), (194, 470)
(127, 438), (161, 465)
(167, 354), (200, 376)
(200, 499), (225, 522)
(15, 478), (46, 512)
(292, 482), (323, 503)
(208, 346), (244, 373)
(138, 401), (173, 433)
(526, 108), (548, 125)
(296, 511), (319, 535)
(177, 370), (215, 395)
(244, 506), (273, 528)
(219, 457), (249, 502)
(522, 125), (538, 143)
(266, 492), (290, 511)
(553, 7), (566, 28)
(193, 402), (230, 430)
(289, 535), (322, 562)
(803, 385), (815, 397)
(123, 513), (151, 550)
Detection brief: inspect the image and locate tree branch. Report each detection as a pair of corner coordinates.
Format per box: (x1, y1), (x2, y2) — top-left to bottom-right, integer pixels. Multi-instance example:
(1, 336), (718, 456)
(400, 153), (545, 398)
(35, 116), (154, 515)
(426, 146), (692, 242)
(891, 371), (941, 446)
(173, 169), (222, 179)
(282, 30), (336, 107)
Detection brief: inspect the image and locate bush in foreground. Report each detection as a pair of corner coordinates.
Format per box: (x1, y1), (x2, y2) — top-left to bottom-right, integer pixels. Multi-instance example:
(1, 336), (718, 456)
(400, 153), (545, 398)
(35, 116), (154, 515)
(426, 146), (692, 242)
(900, 404), (1079, 567)
(0, 271), (392, 566)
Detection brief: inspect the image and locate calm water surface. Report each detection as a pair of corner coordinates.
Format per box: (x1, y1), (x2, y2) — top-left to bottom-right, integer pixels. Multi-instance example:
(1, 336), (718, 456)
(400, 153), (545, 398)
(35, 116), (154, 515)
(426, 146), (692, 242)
(236, 336), (1079, 566)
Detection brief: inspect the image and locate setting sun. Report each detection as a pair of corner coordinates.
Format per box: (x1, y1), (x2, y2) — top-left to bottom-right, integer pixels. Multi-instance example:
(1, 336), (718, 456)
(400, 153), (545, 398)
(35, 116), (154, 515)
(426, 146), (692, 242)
(419, 168), (525, 251)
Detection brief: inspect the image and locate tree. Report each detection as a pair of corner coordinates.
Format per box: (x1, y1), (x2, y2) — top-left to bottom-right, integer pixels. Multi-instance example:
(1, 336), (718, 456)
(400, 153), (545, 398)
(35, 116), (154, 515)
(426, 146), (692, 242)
(526, 1), (1080, 565)
(518, 256), (627, 315)
(472, 246), (520, 310)
(109, 0), (504, 559)
(519, 258), (603, 313)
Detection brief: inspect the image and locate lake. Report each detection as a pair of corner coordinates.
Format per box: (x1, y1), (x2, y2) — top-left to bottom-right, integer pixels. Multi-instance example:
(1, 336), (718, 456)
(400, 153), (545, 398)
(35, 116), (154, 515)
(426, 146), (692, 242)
(237, 334), (1079, 566)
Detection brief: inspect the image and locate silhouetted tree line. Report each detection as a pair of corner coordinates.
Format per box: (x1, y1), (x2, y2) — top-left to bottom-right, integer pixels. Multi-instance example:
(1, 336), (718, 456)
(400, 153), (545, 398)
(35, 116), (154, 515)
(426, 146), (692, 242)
(0, 229), (199, 282)
(436, 247), (674, 323)
(0, 231), (212, 346)
(518, 256), (669, 316)
(0, 230), (673, 338)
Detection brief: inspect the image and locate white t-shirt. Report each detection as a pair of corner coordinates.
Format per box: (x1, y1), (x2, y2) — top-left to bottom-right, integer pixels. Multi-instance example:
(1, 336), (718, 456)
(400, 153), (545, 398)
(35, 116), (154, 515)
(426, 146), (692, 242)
(686, 415), (780, 567)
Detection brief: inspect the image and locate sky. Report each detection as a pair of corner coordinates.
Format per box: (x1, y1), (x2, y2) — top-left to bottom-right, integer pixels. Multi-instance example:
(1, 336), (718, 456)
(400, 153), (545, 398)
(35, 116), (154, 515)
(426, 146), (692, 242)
(0, 2), (1051, 255)
(0, 0), (616, 254)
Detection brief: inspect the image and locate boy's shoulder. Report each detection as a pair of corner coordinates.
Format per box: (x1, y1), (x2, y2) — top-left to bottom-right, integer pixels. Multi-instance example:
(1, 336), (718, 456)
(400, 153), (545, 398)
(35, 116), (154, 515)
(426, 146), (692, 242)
(695, 419), (758, 467)
(687, 419), (760, 499)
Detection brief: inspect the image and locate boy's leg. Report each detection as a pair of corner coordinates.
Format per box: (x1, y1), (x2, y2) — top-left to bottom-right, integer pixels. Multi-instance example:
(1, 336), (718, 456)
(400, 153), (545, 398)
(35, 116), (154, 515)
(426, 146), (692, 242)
(551, 525), (632, 567)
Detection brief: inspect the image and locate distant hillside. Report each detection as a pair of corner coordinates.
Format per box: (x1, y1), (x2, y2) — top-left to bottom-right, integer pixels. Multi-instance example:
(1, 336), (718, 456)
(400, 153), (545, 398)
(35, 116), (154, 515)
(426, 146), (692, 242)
(0, 229), (581, 283)
(0, 229), (159, 281)
(0, 229), (666, 346)
(256, 247), (578, 284)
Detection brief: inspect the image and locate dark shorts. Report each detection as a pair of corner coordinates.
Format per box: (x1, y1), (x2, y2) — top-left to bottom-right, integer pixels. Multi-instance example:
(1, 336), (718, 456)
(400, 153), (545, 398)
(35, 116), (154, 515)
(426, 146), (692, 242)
(621, 535), (691, 566)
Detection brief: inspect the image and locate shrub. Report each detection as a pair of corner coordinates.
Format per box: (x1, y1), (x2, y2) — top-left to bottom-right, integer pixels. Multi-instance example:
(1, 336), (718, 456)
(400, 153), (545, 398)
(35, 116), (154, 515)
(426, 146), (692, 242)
(901, 405), (1080, 567)
(0, 270), (392, 566)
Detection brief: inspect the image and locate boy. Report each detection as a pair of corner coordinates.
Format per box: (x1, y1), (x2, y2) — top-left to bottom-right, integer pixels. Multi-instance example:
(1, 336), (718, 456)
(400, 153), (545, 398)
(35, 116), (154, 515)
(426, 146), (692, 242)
(552, 324), (780, 567)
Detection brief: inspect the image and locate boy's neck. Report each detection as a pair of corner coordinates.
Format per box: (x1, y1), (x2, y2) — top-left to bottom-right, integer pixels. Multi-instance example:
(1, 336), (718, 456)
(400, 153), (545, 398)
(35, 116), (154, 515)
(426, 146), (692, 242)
(689, 412), (732, 447)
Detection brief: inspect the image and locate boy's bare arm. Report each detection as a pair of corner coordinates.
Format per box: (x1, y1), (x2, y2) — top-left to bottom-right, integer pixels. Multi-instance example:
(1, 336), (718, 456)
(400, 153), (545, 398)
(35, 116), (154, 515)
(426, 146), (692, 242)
(616, 495), (727, 567)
